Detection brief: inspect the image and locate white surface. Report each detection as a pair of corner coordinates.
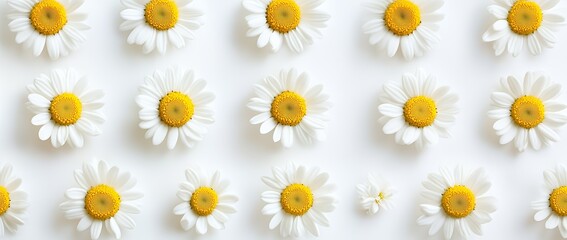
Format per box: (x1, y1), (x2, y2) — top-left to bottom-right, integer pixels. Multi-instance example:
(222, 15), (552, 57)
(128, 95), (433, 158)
(0, 0), (567, 239)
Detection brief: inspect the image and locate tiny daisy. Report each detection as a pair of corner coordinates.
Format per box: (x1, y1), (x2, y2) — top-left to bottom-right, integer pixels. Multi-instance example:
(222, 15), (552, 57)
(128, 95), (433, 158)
(261, 163), (337, 237)
(488, 72), (567, 152)
(0, 163), (29, 236)
(417, 166), (497, 239)
(173, 168), (238, 235)
(243, 0), (330, 53)
(60, 159), (143, 240)
(378, 69), (458, 148)
(482, 0), (565, 56)
(27, 68), (105, 148)
(533, 165), (567, 238)
(136, 67), (214, 149)
(120, 0), (203, 54)
(356, 173), (394, 215)
(363, 0), (444, 60)
(248, 68), (330, 148)
(7, 0), (89, 60)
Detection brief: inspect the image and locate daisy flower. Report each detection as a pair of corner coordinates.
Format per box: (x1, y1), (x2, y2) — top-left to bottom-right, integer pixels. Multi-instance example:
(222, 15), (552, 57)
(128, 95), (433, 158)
(261, 163), (337, 237)
(533, 165), (567, 238)
(248, 69), (330, 148)
(356, 173), (394, 215)
(120, 0), (203, 54)
(27, 68), (105, 148)
(417, 166), (497, 239)
(243, 0), (330, 53)
(0, 163), (29, 236)
(482, 0), (565, 56)
(363, 0), (444, 60)
(7, 0), (89, 60)
(60, 159), (143, 240)
(488, 72), (567, 152)
(136, 67), (214, 149)
(173, 168), (238, 235)
(378, 69), (458, 148)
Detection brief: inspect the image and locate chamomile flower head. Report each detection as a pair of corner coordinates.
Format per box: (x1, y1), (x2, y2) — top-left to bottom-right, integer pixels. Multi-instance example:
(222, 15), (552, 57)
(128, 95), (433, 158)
(0, 163), (29, 236)
(356, 173), (395, 215)
(378, 69), (459, 149)
(27, 68), (105, 148)
(417, 166), (497, 239)
(363, 0), (444, 60)
(60, 159), (143, 240)
(7, 0), (89, 60)
(173, 168), (238, 235)
(243, 0), (330, 53)
(261, 163), (337, 238)
(120, 0), (203, 54)
(488, 72), (567, 152)
(532, 165), (567, 238)
(136, 67), (214, 150)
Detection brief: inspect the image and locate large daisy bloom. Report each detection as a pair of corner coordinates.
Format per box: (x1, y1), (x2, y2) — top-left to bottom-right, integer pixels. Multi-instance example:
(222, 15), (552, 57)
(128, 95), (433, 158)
(356, 173), (394, 215)
(136, 67), (214, 150)
(488, 72), (567, 152)
(417, 166), (497, 239)
(120, 0), (203, 54)
(243, 0), (330, 53)
(7, 0), (89, 60)
(60, 159), (143, 240)
(248, 68), (330, 148)
(27, 68), (105, 148)
(0, 164), (29, 236)
(363, 0), (443, 60)
(173, 169), (238, 235)
(261, 163), (337, 237)
(378, 69), (458, 149)
(482, 0), (565, 56)
(532, 165), (567, 238)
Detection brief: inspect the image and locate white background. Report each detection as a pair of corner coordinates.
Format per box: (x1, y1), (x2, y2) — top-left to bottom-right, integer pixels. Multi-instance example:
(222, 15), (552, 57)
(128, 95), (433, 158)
(1, 0), (567, 239)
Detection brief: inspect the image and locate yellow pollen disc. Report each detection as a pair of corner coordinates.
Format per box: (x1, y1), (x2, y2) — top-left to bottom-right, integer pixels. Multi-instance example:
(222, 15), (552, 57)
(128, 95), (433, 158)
(0, 187), (10, 215)
(49, 93), (82, 126)
(280, 183), (313, 216)
(550, 186), (567, 216)
(159, 91), (194, 128)
(441, 185), (476, 218)
(510, 95), (545, 129)
(403, 96), (437, 128)
(270, 91), (307, 126)
(84, 184), (121, 220)
(384, 0), (421, 36)
(507, 0), (543, 35)
(29, 0), (68, 36)
(144, 0), (179, 31)
(266, 0), (301, 33)
(375, 192), (385, 204)
(190, 187), (219, 216)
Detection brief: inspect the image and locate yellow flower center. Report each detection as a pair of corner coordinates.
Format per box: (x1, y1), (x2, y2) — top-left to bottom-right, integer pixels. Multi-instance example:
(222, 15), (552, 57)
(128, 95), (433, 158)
(510, 95), (545, 129)
(266, 0), (301, 33)
(29, 0), (68, 36)
(84, 184), (121, 220)
(441, 185), (476, 218)
(550, 186), (567, 216)
(280, 183), (313, 216)
(159, 91), (194, 128)
(403, 96), (437, 128)
(271, 91), (307, 126)
(144, 0), (179, 31)
(190, 187), (219, 216)
(0, 187), (10, 215)
(507, 0), (543, 35)
(375, 192), (385, 204)
(384, 0), (421, 36)
(49, 93), (82, 126)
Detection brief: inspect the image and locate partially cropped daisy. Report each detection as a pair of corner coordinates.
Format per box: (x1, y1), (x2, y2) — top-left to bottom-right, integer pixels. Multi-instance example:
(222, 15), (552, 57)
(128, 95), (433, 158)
(243, 0), (330, 53)
(417, 166), (497, 239)
(60, 159), (143, 240)
(378, 69), (459, 148)
(356, 173), (394, 215)
(482, 0), (565, 56)
(136, 67), (214, 149)
(363, 0), (444, 60)
(261, 163), (337, 237)
(0, 163), (29, 236)
(120, 0), (203, 54)
(488, 72), (567, 152)
(7, 0), (89, 60)
(27, 69), (105, 148)
(533, 165), (567, 238)
(248, 68), (330, 148)
(173, 169), (238, 235)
